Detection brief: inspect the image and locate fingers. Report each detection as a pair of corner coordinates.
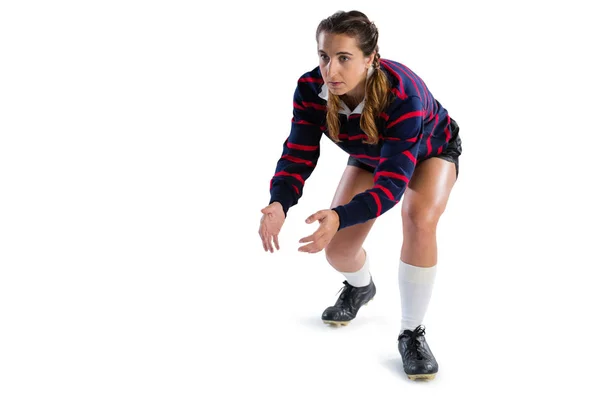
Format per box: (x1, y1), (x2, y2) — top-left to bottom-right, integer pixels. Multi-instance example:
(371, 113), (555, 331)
(305, 210), (327, 224)
(265, 226), (274, 253)
(298, 229), (325, 244)
(299, 212), (332, 252)
(298, 232), (328, 253)
(299, 215), (328, 243)
(258, 224), (266, 251)
(298, 240), (325, 253)
(261, 235), (268, 252)
(258, 218), (274, 252)
(259, 223), (280, 253)
(260, 226), (271, 252)
(261, 203), (274, 214)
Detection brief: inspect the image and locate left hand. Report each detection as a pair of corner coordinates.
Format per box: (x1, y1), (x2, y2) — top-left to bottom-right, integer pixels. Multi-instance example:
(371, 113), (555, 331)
(298, 209), (340, 253)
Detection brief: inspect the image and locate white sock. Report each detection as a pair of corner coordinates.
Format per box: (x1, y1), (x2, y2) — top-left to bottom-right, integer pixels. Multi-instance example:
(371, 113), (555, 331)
(398, 260), (437, 332)
(341, 250), (371, 287)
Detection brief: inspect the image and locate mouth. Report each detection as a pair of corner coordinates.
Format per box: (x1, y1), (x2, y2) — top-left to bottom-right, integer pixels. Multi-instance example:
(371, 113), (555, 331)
(328, 82), (343, 86)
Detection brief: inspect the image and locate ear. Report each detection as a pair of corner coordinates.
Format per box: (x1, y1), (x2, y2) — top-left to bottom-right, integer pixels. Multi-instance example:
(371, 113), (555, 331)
(366, 53), (376, 69)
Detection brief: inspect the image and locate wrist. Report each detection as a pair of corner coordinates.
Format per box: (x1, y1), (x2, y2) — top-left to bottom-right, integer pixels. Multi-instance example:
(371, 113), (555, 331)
(269, 201), (285, 215)
(331, 208), (342, 231)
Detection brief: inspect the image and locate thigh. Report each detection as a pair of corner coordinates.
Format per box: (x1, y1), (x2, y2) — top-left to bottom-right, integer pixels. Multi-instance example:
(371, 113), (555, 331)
(326, 164), (376, 256)
(402, 157), (457, 224)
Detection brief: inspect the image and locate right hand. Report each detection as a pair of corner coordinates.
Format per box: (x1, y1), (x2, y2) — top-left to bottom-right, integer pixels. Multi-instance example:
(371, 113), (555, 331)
(259, 202), (285, 253)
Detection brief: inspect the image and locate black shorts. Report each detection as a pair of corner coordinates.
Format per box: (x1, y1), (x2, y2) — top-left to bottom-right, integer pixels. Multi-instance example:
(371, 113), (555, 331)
(347, 118), (463, 178)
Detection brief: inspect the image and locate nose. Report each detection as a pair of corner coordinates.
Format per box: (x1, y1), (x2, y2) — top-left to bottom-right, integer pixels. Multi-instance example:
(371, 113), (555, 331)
(326, 59), (340, 79)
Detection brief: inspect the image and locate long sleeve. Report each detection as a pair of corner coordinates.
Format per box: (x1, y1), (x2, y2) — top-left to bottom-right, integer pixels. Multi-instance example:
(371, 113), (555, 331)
(332, 95), (424, 230)
(269, 79), (326, 216)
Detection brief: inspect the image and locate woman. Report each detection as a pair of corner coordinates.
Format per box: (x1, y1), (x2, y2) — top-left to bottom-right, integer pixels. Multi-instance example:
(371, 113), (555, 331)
(258, 10), (462, 381)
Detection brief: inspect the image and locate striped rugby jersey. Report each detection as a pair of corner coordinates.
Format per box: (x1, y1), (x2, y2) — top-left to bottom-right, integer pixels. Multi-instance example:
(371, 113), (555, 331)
(269, 58), (454, 230)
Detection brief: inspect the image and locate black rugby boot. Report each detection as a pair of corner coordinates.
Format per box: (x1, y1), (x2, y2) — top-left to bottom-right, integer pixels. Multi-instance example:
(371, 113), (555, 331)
(397, 325), (439, 381)
(321, 278), (376, 326)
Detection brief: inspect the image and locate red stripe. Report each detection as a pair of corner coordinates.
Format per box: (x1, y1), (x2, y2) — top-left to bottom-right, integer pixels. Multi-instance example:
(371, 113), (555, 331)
(436, 146), (443, 155)
(299, 77), (323, 83)
(396, 64), (421, 100)
(292, 184), (299, 194)
(402, 150), (416, 164)
(348, 134), (367, 141)
(293, 102), (305, 110)
(337, 133), (367, 141)
(275, 171), (305, 185)
(379, 112), (389, 121)
(445, 115), (452, 141)
(349, 114), (361, 119)
(373, 184), (394, 201)
(287, 142), (318, 151)
(351, 154), (380, 161)
(374, 171), (409, 184)
(396, 62), (431, 114)
(426, 115), (439, 157)
(387, 110), (424, 129)
(292, 118), (317, 126)
(380, 135), (418, 142)
(302, 101), (327, 111)
(381, 60), (407, 99)
(282, 155), (315, 167)
(369, 192), (382, 216)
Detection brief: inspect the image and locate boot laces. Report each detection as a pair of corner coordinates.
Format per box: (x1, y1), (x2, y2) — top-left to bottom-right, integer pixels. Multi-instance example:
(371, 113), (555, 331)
(335, 281), (354, 305)
(405, 325), (427, 360)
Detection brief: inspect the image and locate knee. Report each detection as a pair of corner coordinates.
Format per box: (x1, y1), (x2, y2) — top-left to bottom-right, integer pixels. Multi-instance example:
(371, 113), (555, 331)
(324, 243), (360, 267)
(402, 202), (445, 233)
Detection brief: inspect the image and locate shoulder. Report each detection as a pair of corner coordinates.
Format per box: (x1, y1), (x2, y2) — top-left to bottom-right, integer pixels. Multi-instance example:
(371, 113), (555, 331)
(293, 66), (327, 111)
(296, 65), (323, 86)
(294, 66), (324, 99)
(379, 58), (424, 101)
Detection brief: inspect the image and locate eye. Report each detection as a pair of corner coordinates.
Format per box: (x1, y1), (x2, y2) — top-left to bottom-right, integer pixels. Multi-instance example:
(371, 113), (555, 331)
(340, 56), (349, 62)
(320, 54), (329, 61)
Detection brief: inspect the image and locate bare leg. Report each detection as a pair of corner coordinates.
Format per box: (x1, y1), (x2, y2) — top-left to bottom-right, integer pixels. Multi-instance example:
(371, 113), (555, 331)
(401, 157), (457, 267)
(325, 165), (376, 272)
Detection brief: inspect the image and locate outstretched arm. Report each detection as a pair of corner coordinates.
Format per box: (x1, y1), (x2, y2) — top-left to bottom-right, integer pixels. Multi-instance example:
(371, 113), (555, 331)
(269, 80), (326, 216)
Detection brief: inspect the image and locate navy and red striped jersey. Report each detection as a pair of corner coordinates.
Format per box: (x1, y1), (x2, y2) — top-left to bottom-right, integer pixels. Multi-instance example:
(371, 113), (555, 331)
(269, 58), (454, 230)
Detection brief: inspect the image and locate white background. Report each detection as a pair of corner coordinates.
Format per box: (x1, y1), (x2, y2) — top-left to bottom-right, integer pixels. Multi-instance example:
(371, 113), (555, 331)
(1, 1), (599, 399)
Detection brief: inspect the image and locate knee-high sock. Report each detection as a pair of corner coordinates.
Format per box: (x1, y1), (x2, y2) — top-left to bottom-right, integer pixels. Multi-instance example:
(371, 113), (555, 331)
(341, 250), (371, 287)
(398, 260), (437, 332)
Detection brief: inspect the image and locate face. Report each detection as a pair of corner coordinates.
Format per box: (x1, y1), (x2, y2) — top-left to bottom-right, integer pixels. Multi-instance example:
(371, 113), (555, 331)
(317, 31), (375, 100)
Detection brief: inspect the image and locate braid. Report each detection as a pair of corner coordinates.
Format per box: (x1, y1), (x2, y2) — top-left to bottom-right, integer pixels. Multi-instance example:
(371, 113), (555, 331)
(373, 50), (381, 69)
(326, 94), (342, 142)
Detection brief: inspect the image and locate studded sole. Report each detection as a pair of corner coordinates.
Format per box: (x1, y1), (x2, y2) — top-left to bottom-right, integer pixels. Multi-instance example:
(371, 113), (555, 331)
(322, 320), (350, 326)
(407, 373), (436, 381)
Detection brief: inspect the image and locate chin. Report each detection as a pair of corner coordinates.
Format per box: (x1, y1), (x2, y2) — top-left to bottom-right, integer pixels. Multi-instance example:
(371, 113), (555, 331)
(329, 87), (348, 96)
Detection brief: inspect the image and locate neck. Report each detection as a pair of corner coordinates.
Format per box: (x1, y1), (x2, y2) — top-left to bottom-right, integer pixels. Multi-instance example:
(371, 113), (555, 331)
(341, 74), (369, 110)
(341, 88), (365, 110)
